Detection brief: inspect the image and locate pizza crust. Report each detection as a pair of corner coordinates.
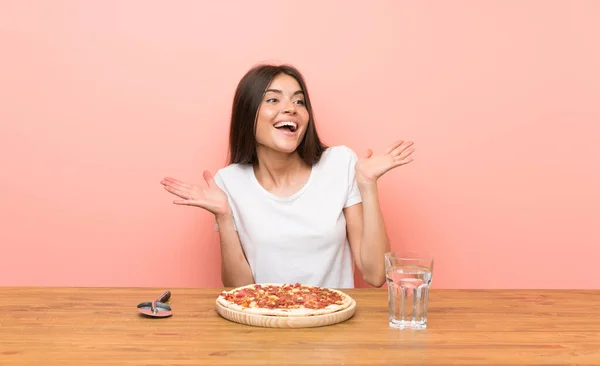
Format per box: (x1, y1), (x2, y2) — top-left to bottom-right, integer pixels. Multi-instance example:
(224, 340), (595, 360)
(217, 283), (353, 317)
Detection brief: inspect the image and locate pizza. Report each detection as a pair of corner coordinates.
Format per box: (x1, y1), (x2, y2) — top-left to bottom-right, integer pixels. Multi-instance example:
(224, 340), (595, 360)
(216, 283), (353, 317)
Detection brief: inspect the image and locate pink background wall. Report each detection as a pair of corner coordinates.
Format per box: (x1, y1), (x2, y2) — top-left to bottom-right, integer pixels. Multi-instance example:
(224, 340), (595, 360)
(1, 1), (598, 289)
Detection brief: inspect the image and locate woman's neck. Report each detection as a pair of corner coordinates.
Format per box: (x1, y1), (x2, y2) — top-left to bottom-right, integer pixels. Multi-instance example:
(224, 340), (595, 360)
(253, 146), (311, 194)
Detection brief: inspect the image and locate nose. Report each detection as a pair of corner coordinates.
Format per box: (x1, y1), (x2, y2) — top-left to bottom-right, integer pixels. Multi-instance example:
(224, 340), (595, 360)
(282, 99), (297, 114)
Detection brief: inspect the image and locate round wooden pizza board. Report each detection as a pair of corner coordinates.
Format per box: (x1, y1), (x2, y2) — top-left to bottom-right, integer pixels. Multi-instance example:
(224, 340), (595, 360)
(215, 298), (357, 328)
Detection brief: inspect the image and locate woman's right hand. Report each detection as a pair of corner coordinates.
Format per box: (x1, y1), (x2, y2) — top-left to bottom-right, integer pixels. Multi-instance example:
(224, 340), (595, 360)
(161, 170), (231, 219)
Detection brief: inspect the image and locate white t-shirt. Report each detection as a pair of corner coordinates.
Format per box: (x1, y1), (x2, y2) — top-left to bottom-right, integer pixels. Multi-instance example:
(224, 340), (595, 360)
(213, 145), (362, 288)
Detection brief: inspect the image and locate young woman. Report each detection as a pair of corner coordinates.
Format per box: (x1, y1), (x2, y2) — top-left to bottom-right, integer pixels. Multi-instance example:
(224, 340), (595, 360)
(161, 64), (414, 288)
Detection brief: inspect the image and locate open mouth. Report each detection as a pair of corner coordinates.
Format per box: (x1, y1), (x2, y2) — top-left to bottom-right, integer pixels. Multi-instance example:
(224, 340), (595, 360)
(273, 121), (298, 133)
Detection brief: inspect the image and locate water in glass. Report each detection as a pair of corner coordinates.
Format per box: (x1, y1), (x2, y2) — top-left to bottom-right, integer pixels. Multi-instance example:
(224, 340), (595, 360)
(386, 263), (432, 330)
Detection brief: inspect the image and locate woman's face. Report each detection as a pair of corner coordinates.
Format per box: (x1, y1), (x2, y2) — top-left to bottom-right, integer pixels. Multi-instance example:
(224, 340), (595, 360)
(254, 73), (310, 155)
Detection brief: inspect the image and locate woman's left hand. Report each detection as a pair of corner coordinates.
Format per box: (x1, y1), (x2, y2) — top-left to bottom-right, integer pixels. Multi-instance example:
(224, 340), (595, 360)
(355, 140), (415, 186)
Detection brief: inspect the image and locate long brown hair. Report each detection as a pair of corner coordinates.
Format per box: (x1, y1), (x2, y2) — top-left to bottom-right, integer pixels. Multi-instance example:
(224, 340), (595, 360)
(227, 64), (327, 165)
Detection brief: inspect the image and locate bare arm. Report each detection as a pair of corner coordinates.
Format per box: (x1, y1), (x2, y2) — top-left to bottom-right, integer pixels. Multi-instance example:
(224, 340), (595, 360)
(215, 214), (255, 287)
(344, 140), (415, 287)
(161, 171), (254, 288)
(344, 182), (389, 287)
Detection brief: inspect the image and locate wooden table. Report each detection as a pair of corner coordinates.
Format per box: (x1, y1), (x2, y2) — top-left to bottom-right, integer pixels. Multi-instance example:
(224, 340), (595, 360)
(1, 287), (599, 365)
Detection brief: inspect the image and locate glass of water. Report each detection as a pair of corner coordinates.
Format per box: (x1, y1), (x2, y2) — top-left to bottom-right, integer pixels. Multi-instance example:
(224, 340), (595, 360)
(385, 251), (434, 330)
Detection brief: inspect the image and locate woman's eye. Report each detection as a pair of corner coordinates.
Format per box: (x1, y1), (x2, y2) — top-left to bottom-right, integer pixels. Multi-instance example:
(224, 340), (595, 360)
(266, 98), (278, 103)
(294, 100), (305, 106)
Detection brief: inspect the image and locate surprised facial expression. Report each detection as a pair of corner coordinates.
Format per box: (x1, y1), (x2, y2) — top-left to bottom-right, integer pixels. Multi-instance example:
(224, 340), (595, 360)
(254, 73), (310, 155)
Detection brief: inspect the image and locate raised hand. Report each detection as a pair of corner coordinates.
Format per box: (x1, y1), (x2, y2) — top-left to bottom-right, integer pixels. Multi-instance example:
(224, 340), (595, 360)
(355, 140), (415, 186)
(161, 170), (231, 218)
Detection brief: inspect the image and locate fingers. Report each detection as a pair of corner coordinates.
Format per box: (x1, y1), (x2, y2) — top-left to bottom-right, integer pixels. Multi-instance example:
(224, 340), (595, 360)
(173, 198), (211, 210)
(203, 170), (216, 188)
(393, 146), (414, 163)
(385, 140), (404, 155)
(400, 148), (415, 161)
(163, 185), (193, 200)
(390, 141), (414, 157)
(173, 199), (202, 207)
(396, 147), (415, 162)
(161, 177), (193, 190)
(162, 176), (184, 185)
(390, 141), (415, 167)
(393, 157), (414, 167)
(364, 149), (373, 159)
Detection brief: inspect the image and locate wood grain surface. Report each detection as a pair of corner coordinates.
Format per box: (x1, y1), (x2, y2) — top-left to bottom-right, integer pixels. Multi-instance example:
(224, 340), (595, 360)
(1, 287), (599, 365)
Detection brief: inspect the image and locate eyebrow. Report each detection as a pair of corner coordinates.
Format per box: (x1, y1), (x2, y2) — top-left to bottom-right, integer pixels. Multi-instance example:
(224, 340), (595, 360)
(264, 89), (304, 96)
